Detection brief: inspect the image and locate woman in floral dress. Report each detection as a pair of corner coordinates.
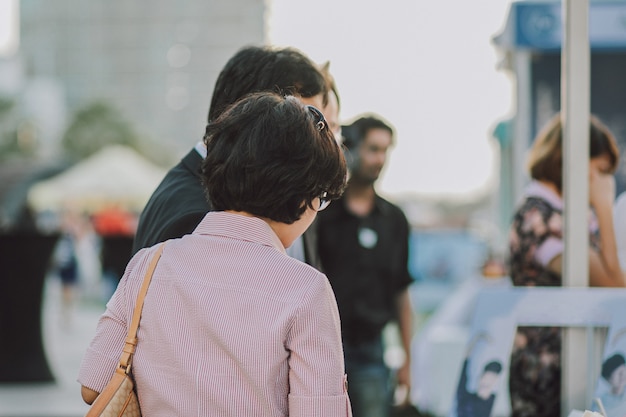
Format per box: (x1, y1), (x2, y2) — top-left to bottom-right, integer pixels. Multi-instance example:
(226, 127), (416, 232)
(508, 113), (625, 417)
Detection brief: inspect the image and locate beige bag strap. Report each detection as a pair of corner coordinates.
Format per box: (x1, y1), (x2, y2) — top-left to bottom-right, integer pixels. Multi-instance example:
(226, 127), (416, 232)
(118, 243), (166, 372)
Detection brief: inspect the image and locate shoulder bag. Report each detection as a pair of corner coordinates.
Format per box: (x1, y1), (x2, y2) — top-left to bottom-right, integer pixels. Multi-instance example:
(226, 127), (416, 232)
(85, 243), (166, 417)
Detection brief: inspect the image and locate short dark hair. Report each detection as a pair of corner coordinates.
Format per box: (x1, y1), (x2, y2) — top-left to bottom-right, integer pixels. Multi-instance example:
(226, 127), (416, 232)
(483, 361), (503, 374)
(207, 46), (327, 123)
(528, 113), (620, 193)
(601, 353), (625, 381)
(202, 92), (347, 224)
(342, 115), (394, 151)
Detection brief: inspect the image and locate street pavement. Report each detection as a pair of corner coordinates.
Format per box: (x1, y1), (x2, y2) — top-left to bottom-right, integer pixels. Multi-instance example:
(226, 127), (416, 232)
(0, 278), (104, 417)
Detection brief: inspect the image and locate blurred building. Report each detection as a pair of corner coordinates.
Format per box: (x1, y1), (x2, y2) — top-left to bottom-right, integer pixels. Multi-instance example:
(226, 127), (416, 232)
(18, 0), (267, 157)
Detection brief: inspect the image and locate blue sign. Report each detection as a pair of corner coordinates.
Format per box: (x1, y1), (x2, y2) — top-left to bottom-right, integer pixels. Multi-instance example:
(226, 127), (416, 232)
(504, 1), (626, 50)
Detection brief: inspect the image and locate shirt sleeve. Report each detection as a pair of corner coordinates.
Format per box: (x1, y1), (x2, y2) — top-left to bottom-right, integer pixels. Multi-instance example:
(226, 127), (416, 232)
(394, 209), (414, 292)
(534, 236), (564, 267)
(286, 274), (352, 417)
(77, 249), (149, 392)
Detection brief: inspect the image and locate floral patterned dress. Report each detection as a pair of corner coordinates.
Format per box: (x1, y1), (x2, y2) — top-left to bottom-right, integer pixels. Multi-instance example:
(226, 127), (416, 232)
(508, 181), (599, 417)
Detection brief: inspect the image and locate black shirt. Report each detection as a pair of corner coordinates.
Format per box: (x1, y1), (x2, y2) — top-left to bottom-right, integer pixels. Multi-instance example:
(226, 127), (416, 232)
(132, 149), (209, 255)
(317, 193), (413, 345)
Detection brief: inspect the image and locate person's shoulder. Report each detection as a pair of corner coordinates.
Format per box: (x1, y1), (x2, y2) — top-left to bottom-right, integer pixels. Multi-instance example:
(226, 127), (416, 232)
(376, 194), (408, 220)
(133, 150), (209, 252)
(274, 248), (322, 274)
(250, 249), (329, 304)
(375, 193), (399, 209)
(147, 150), (208, 209)
(518, 195), (555, 214)
(133, 207), (207, 253)
(271, 250), (326, 284)
(152, 158), (203, 197)
(292, 261), (334, 301)
(123, 243), (164, 281)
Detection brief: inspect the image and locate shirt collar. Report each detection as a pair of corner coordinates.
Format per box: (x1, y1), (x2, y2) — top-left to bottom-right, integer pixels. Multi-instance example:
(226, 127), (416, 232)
(525, 180), (563, 210)
(194, 141), (207, 158)
(193, 211), (286, 254)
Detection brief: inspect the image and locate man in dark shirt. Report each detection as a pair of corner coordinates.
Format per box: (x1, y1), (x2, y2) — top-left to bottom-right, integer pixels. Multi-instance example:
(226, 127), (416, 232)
(317, 115), (414, 417)
(132, 46), (328, 269)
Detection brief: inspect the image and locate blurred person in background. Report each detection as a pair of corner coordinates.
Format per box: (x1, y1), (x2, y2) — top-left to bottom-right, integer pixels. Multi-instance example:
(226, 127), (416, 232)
(92, 205), (137, 299)
(317, 115), (414, 417)
(132, 45), (329, 270)
(508, 113), (625, 417)
(80, 92), (351, 416)
(50, 208), (81, 326)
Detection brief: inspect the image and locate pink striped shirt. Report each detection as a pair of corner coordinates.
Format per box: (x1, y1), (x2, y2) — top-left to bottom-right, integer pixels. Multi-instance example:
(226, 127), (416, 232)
(79, 211), (351, 416)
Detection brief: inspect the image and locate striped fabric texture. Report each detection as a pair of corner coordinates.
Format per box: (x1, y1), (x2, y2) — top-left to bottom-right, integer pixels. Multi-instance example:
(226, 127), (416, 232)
(79, 211), (351, 416)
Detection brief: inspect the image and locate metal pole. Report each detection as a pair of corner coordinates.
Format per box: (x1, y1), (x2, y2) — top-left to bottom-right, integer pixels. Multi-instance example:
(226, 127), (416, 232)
(513, 50), (532, 204)
(561, 0), (590, 414)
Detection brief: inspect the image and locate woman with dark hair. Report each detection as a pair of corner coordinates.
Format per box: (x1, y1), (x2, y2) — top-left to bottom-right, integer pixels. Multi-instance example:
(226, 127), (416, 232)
(508, 113), (626, 417)
(79, 92), (351, 416)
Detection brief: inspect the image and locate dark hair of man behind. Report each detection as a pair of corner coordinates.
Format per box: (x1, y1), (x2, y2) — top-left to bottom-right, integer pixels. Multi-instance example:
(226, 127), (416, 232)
(202, 92), (347, 224)
(342, 115), (394, 151)
(207, 46), (328, 123)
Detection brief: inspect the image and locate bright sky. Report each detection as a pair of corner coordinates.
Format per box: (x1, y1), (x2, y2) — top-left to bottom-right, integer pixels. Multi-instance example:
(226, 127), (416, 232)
(268, 0), (514, 200)
(0, 0), (515, 200)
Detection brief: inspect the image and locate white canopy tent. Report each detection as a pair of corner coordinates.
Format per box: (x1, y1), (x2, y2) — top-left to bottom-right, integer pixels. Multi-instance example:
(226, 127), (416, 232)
(27, 145), (166, 214)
